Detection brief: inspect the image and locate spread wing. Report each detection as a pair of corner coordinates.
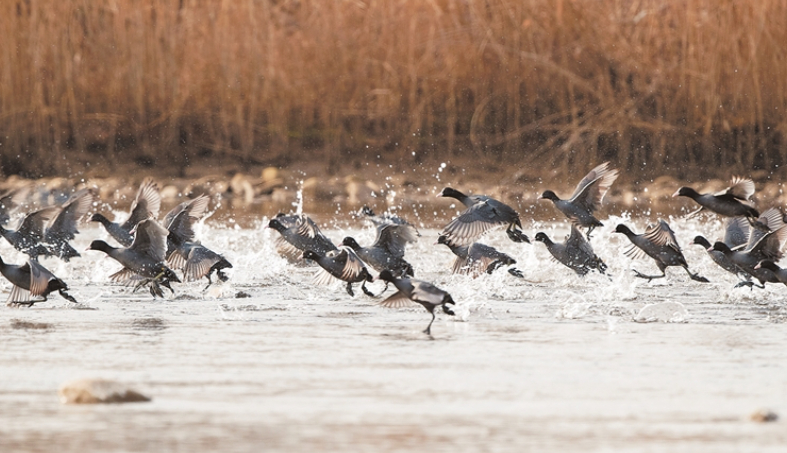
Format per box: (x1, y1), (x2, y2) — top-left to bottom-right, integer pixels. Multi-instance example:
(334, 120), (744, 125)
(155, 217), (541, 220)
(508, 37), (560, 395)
(372, 223), (418, 258)
(164, 195), (210, 244)
(566, 225), (594, 257)
(17, 207), (59, 240)
(47, 189), (94, 240)
(129, 219), (168, 262)
(109, 268), (145, 285)
(296, 215), (324, 239)
(723, 217), (750, 248)
(7, 284), (31, 303)
(122, 179), (161, 230)
(183, 245), (223, 282)
(378, 290), (419, 308)
(718, 177), (755, 201)
(338, 246), (368, 281)
(746, 208), (784, 250)
(748, 225), (787, 261)
(568, 162), (619, 212)
(440, 202), (508, 246)
(644, 219), (681, 253)
(274, 236), (303, 260)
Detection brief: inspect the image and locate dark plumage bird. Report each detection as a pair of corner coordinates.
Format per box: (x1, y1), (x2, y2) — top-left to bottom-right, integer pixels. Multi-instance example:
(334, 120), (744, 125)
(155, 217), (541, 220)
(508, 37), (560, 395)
(437, 187), (529, 246)
(690, 217), (750, 281)
(534, 226), (607, 276)
(753, 261), (787, 286)
(375, 269), (456, 335)
(168, 242), (233, 289)
(86, 219), (181, 298)
(0, 256), (77, 306)
(436, 235), (523, 278)
(540, 162), (619, 239)
(43, 189), (94, 261)
(673, 177), (759, 219)
(304, 246), (374, 297)
(269, 213), (337, 259)
(614, 220), (708, 282)
(360, 206), (421, 236)
(90, 179), (161, 247)
(341, 221), (417, 278)
(163, 194), (210, 256)
(0, 207), (57, 259)
(707, 209), (787, 288)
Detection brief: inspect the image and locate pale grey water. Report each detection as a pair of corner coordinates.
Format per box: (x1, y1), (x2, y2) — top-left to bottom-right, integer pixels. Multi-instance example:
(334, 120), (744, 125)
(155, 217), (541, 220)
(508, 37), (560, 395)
(1, 216), (786, 452)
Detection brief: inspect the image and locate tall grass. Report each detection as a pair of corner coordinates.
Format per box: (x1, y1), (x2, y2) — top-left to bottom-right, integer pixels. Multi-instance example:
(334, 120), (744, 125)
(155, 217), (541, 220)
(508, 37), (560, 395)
(1, 0), (786, 178)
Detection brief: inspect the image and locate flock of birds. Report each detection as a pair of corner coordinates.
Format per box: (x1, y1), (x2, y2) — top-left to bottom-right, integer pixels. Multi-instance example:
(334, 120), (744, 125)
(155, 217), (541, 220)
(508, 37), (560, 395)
(2, 162), (786, 335)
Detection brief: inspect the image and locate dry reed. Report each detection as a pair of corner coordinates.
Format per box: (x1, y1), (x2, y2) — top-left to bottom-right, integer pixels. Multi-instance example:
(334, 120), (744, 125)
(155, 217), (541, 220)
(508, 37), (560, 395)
(1, 0), (786, 178)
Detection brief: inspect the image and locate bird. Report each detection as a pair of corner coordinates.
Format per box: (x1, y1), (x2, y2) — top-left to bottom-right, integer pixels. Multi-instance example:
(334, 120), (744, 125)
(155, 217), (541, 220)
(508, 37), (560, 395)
(375, 269), (456, 335)
(303, 246), (374, 297)
(86, 219), (181, 298)
(43, 189), (94, 261)
(169, 242), (233, 289)
(436, 235), (523, 278)
(690, 217), (750, 282)
(707, 208), (787, 288)
(90, 179), (161, 247)
(162, 194), (211, 257)
(534, 225), (607, 276)
(269, 213), (337, 259)
(540, 162), (619, 239)
(673, 177), (759, 219)
(0, 256), (77, 306)
(436, 187), (529, 246)
(753, 260), (787, 286)
(0, 207), (58, 259)
(614, 220), (709, 282)
(341, 222), (417, 278)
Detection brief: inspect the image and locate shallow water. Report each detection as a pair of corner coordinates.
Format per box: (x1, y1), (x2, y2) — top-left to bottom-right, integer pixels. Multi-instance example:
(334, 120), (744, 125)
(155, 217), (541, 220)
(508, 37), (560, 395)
(1, 215), (786, 452)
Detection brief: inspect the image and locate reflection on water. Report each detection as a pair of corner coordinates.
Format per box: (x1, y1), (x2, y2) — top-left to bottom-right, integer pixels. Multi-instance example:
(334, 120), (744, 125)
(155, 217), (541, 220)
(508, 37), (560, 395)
(1, 217), (786, 452)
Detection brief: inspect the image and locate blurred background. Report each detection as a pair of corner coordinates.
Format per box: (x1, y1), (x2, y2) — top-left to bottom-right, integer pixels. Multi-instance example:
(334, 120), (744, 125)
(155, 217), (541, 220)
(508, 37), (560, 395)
(2, 0), (786, 182)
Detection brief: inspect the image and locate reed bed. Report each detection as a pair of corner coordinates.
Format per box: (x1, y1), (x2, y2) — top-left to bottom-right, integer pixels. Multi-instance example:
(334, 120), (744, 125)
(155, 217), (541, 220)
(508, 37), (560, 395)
(1, 0), (786, 178)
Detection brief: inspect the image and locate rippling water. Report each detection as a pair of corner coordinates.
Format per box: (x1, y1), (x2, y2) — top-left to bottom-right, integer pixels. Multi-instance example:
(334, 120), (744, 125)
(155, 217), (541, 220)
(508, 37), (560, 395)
(1, 214), (786, 452)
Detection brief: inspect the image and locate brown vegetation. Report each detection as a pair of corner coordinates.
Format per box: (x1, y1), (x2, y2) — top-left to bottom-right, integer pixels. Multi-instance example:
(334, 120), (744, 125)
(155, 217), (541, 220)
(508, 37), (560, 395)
(2, 0), (786, 178)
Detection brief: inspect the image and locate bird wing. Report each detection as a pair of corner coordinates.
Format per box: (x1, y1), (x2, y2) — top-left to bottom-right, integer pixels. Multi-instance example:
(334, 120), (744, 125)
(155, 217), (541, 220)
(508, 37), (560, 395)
(440, 202), (507, 246)
(47, 189), (94, 240)
(717, 177), (755, 201)
(109, 268), (145, 286)
(745, 208), (784, 250)
(748, 225), (787, 261)
(295, 215), (324, 239)
(17, 207), (59, 240)
(166, 248), (189, 271)
(338, 246), (368, 281)
(163, 195), (210, 244)
(723, 217), (750, 248)
(183, 245), (222, 282)
(274, 236), (303, 259)
(623, 243), (649, 261)
(28, 260), (55, 296)
(643, 219), (681, 253)
(122, 179), (161, 230)
(372, 223), (418, 257)
(312, 268), (337, 286)
(378, 290), (419, 309)
(129, 219), (169, 262)
(566, 225), (595, 257)
(568, 162), (619, 212)
(409, 280), (449, 305)
(7, 284), (31, 303)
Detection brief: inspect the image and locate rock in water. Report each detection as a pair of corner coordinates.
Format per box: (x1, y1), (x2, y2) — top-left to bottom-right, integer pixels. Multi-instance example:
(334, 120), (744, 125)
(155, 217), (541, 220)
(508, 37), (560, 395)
(59, 379), (151, 404)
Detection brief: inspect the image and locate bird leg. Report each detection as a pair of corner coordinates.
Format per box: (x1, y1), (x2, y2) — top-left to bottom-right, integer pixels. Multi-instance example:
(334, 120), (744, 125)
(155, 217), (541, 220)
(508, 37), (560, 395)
(734, 281), (765, 290)
(632, 269), (666, 282)
(683, 267), (710, 283)
(683, 206), (705, 219)
(203, 273), (214, 291)
(507, 267), (524, 278)
(506, 226), (530, 244)
(58, 289), (77, 303)
(345, 282), (355, 297)
(423, 311), (436, 335)
(360, 280), (376, 297)
(485, 260), (507, 274)
(217, 269), (229, 282)
(585, 225), (597, 240)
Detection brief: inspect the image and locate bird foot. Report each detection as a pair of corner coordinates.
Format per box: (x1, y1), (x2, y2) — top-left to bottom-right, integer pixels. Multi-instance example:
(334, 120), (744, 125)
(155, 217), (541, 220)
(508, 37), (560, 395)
(59, 289), (77, 303)
(506, 229), (530, 244)
(507, 267), (524, 278)
(632, 269), (665, 282)
(689, 273), (710, 283)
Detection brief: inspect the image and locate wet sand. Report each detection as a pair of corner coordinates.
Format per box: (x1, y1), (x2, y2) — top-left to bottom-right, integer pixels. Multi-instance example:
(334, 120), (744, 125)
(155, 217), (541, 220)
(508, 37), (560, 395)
(1, 218), (785, 452)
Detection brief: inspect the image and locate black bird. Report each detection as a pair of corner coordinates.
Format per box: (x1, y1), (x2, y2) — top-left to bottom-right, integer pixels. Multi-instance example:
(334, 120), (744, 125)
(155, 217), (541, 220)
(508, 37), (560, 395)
(437, 187), (529, 246)
(540, 162), (619, 239)
(169, 242), (233, 289)
(163, 194), (211, 257)
(86, 219), (181, 298)
(90, 179), (161, 247)
(614, 220), (709, 282)
(342, 222), (416, 278)
(43, 189), (94, 261)
(534, 226), (607, 276)
(375, 269), (456, 335)
(436, 235), (523, 278)
(0, 207), (58, 259)
(0, 256), (77, 306)
(690, 217), (750, 281)
(269, 214), (337, 259)
(303, 246), (374, 297)
(673, 177), (759, 219)
(707, 209), (787, 288)
(753, 261), (787, 287)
